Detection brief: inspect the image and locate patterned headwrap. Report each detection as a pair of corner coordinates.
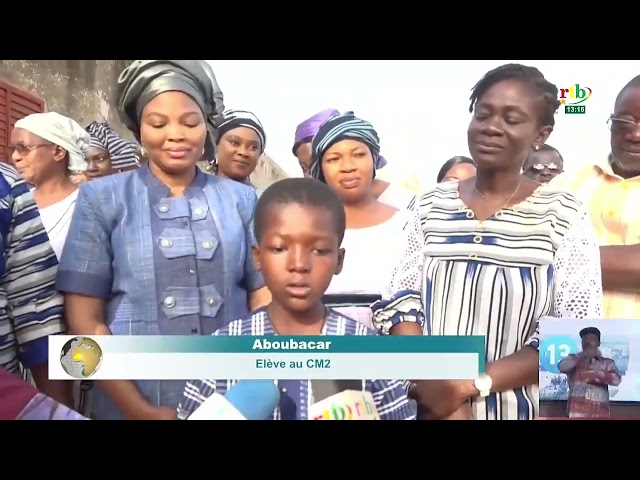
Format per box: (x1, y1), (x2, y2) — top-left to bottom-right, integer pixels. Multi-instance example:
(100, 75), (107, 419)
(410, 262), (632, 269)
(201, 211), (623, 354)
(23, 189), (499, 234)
(116, 60), (225, 162)
(85, 121), (139, 170)
(292, 108), (340, 155)
(300, 109), (387, 170)
(310, 112), (382, 182)
(14, 112), (90, 173)
(216, 109), (266, 153)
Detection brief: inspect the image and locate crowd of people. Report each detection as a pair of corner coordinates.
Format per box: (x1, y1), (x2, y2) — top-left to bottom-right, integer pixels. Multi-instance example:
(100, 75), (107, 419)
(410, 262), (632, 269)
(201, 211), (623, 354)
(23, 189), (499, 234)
(0, 59), (638, 421)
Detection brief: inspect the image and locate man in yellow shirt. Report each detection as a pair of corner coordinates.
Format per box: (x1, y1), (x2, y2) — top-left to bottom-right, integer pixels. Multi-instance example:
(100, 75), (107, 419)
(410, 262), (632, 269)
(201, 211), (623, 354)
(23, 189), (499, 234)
(551, 76), (640, 319)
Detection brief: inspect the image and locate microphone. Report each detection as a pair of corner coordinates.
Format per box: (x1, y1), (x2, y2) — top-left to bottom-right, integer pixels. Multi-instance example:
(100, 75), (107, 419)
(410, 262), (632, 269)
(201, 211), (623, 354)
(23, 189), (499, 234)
(309, 380), (381, 420)
(188, 380), (281, 420)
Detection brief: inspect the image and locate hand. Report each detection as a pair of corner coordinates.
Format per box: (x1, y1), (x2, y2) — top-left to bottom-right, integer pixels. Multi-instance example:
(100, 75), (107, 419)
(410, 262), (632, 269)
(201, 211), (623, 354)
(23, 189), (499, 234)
(129, 405), (176, 421)
(410, 380), (475, 420)
(442, 403), (473, 420)
(580, 370), (604, 384)
(588, 370), (606, 384)
(148, 406), (177, 420)
(579, 370), (597, 383)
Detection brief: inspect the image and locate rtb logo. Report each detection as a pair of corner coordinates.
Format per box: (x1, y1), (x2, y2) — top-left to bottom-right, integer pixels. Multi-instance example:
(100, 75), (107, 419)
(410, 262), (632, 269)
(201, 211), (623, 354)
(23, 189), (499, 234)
(559, 84), (592, 114)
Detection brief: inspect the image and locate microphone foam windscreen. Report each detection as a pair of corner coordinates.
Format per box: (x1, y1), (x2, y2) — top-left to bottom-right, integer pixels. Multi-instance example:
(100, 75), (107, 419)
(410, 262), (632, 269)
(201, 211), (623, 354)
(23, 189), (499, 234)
(225, 380), (281, 420)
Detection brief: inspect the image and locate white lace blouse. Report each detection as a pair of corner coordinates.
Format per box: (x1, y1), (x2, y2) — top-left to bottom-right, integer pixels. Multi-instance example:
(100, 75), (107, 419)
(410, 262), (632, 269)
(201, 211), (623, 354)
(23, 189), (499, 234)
(374, 181), (603, 420)
(377, 182), (417, 211)
(326, 208), (425, 328)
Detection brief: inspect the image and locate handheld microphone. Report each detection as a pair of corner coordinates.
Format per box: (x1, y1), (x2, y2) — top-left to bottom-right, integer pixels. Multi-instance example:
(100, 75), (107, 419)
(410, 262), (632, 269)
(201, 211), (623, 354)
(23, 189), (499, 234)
(188, 380), (281, 420)
(309, 380), (381, 420)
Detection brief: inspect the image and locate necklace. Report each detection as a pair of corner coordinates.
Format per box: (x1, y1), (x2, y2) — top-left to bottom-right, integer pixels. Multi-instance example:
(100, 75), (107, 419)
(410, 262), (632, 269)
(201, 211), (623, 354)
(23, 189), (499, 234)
(474, 178), (522, 212)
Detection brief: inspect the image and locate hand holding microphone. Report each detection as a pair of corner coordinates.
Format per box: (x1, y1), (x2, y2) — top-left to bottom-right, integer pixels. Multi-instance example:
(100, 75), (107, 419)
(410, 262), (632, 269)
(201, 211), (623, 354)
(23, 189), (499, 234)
(308, 380), (380, 420)
(187, 380), (281, 420)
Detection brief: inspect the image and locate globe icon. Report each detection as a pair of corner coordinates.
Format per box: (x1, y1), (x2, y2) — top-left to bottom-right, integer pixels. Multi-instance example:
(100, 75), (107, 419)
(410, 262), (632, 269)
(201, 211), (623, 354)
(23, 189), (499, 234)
(60, 336), (103, 379)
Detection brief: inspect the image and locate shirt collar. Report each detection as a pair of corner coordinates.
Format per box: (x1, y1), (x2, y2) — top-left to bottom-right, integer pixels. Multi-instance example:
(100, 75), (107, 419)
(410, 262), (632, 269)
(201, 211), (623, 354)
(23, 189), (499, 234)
(256, 307), (349, 335)
(592, 156), (640, 181)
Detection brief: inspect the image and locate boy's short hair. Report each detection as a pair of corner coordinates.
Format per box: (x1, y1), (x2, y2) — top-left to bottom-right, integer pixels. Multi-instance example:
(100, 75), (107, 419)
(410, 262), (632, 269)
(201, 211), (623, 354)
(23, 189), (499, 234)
(254, 178), (346, 244)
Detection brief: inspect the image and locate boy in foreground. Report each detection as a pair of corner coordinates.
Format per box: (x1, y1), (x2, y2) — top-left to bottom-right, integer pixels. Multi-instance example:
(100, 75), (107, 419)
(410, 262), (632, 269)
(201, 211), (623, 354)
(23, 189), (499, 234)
(178, 178), (414, 420)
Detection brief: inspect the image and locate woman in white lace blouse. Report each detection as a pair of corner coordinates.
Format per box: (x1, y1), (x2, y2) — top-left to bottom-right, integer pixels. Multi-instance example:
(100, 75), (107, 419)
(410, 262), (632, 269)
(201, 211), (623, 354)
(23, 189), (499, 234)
(372, 64), (603, 420)
(309, 113), (424, 329)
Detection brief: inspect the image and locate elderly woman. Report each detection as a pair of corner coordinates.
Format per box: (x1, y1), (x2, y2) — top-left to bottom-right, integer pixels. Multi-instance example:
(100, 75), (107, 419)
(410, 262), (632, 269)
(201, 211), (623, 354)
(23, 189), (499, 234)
(294, 108), (416, 210)
(11, 112), (90, 260)
(56, 60), (271, 420)
(84, 121), (140, 179)
(309, 112), (424, 329)
(372, 64), (603, 421)
(208, 109), (265, 187)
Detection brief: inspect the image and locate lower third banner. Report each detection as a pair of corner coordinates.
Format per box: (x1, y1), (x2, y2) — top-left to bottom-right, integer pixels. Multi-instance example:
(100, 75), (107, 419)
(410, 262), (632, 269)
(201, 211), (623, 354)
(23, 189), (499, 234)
(48, 335), (485, 381)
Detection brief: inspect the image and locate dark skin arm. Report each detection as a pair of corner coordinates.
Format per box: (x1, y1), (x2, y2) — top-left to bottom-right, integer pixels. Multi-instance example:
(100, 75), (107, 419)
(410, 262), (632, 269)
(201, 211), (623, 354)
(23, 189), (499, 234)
(411, 346), (539, 419)
(600, 244), (640, 292)
(248, 287), (271, 311)
(390, 324), (538, 419)
(65, 293), (175, 420)
(30, 364), (74, 408)
(450, 347), (539, 416)
(483, 346), (538, 394)
(390, 323), (472, 419)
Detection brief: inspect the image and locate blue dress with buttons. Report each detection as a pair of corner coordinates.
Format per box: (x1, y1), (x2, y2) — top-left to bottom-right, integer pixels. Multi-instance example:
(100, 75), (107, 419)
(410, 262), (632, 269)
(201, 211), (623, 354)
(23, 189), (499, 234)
(56, 165), (264, 420)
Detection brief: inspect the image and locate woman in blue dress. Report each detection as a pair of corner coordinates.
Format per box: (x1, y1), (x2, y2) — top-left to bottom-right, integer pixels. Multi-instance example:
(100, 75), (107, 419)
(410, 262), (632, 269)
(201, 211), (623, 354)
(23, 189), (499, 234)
(56, 60), (270, 420)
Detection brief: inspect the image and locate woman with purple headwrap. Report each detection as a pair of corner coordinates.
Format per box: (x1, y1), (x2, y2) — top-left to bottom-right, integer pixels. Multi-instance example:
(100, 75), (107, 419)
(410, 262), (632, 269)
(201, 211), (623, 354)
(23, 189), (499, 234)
(293, 108), (417, 210)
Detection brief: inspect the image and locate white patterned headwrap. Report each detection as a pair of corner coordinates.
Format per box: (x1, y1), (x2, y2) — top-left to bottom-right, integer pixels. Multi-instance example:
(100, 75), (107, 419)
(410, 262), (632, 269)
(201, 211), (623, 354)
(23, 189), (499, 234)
(14, 112), (90, 172)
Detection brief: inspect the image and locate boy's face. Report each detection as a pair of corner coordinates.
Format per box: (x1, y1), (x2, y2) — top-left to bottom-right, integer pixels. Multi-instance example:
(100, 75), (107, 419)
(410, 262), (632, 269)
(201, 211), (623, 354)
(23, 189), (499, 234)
(253, 203), (345, 313)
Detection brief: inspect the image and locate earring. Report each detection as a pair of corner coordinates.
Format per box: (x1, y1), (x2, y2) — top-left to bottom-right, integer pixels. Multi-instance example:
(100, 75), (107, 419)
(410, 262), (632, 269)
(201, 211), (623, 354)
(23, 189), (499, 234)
(140, 146), (146, 157)
(533, 145), (540, 151)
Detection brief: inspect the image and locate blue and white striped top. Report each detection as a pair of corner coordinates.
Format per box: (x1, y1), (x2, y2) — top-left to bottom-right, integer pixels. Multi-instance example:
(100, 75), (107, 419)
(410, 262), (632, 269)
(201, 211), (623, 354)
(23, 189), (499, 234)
(0, 163), (65, 373)
(373, 181), (603, 420)
(179, 308), (415, 420)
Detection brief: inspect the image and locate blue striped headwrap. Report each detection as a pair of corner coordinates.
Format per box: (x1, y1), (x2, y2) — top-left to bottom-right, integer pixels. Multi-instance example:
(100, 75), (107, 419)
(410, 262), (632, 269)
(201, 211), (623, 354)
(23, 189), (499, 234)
(85, 121), (140, 170)
(309, 113), (381, 183)
(216, 109), (266, 153)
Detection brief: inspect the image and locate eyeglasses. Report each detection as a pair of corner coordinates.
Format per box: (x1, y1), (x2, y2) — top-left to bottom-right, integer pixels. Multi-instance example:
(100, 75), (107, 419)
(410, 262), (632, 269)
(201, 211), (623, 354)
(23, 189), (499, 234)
(530, 163), (561, 171)
(10, 144), (51, 157)
(607, 115), (640, 133)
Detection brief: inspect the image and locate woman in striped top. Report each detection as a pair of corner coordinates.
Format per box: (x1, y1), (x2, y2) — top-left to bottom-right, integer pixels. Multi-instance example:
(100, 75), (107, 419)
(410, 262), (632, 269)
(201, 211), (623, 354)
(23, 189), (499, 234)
(372, 64), (604, 420)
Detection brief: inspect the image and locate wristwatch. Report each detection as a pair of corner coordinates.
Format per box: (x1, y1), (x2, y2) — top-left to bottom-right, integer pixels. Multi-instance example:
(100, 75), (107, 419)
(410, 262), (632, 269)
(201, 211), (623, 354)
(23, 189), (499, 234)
(474, 373), (493, 397)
